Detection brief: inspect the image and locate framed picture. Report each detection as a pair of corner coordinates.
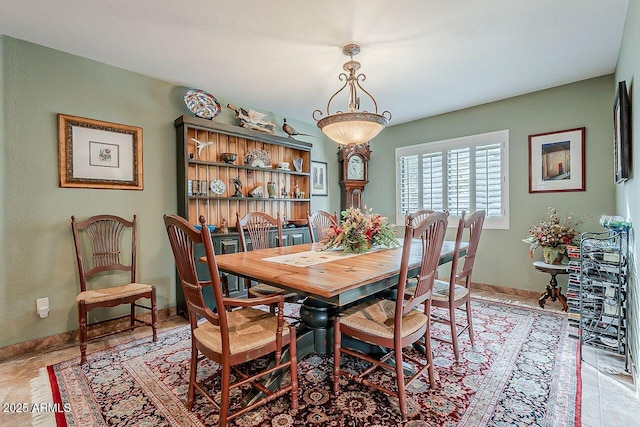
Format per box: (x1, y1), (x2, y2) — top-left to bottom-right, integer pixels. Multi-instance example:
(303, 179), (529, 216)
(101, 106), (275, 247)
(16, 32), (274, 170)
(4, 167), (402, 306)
(58, 114), (143, 190)
(311, 160), (328, 196)
(614, 80), (632, 183)
(528, 127), (585, 193)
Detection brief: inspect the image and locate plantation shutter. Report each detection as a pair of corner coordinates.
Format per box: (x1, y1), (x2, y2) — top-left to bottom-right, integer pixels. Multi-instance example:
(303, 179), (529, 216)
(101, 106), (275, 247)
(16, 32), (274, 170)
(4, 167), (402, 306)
(395, 129), (509, 228)
(399, 154), (419, 215)
(475, 143), (503, 217)
(422, 152), (443, 211)
(447, 148), (471, 216)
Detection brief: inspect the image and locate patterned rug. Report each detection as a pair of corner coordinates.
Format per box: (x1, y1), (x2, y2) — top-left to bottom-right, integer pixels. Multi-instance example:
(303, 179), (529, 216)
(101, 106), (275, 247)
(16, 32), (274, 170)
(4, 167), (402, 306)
(33, 298), (581, 426)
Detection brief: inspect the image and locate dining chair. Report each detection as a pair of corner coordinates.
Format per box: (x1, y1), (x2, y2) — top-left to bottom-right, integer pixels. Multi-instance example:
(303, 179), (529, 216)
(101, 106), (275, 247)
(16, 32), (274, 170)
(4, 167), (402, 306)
(430, 210), (486, 361)
(164, 214), (298, 426)
(306, 209), (338, 243)
(71, 214), (157, 364)
(333, 210), (448, 422)
(236, 212), (300, 308)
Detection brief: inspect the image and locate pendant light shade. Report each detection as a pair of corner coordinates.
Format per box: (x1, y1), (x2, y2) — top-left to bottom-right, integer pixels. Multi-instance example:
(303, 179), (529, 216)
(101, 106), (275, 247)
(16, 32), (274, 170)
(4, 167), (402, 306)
(313, 44), (391, 146)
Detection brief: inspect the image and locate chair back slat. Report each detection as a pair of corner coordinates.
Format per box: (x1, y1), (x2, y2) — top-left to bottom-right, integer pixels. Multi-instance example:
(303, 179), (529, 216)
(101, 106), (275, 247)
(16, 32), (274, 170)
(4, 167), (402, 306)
(399, 210), (448, 315)
(71, 215), (137, 291)
(449, 210), (486, 286)
(307, 210), (338, 243)
(237, 212), (282, 251)
(164, 215), (224, 330)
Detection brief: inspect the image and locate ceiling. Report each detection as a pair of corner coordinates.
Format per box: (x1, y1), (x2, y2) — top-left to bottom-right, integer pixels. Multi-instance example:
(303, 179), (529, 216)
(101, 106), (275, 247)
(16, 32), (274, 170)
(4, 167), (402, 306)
(0, 0), (629, 127)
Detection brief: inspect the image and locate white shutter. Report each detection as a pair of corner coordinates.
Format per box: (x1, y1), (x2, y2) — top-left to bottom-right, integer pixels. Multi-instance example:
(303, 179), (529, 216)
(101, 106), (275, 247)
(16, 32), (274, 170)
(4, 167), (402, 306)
(399, 154), (419, 215)
(475, 143), (502, 217)
(447, 148), (470, 216)
(422, 152), (443, 211)
(396, 130), (509, 229)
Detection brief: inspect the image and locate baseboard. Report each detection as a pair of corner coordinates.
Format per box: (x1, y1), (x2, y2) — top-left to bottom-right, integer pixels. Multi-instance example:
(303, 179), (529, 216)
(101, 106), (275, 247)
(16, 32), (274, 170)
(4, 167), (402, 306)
(471, 281), (541, 300)
(0, 307), (176, 362)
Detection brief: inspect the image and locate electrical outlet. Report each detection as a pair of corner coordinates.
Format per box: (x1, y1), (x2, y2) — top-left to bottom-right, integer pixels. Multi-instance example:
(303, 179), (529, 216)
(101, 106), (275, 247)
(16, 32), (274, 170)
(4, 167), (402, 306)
(36, 297), (49, 318)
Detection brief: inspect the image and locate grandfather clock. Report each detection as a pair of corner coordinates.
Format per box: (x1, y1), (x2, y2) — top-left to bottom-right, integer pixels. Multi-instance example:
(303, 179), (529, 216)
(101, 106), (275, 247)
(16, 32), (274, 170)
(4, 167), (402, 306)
(338, 144), (371, 211)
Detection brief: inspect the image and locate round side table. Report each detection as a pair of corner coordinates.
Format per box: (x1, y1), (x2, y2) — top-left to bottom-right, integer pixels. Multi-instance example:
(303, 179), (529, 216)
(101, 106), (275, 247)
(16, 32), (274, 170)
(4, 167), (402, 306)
(533, 261), (569, 311)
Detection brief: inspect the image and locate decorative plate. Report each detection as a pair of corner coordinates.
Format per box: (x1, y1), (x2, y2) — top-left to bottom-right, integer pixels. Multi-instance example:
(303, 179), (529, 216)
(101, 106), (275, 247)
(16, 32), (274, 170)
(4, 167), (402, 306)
(244, 149), (271, 168)
(210, 179), (225, 195)
(184, 89), (221, 120)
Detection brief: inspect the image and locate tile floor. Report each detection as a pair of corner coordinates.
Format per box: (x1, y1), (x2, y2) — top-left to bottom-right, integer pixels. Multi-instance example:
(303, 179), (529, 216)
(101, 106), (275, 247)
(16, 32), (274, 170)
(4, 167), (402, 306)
(0, 290), (637, 426)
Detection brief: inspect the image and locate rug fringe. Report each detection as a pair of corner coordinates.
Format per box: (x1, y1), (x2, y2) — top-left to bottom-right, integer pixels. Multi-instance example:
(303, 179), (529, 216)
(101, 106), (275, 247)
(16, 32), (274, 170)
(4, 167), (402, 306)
(30, 367), (55, 427)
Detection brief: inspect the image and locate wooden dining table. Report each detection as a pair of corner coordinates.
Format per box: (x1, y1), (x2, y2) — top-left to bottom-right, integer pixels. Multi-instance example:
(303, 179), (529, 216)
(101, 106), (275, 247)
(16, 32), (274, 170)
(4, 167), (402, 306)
(211, 239), (467, 355)
(208, 238), (467, 404)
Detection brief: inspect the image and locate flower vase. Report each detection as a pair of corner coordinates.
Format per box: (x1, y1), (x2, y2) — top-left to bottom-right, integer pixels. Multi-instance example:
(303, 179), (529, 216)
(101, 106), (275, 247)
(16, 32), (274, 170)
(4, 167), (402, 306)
(542, 246), (564, 265)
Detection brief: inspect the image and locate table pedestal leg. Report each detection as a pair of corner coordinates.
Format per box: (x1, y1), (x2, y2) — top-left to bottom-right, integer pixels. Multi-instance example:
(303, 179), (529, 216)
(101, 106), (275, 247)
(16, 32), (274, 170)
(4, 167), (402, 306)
(538, 272), (568, 312)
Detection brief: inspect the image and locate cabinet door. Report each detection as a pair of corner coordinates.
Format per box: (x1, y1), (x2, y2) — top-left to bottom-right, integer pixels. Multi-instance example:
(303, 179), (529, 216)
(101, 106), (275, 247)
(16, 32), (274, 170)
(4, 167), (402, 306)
(218, 237), (244, 296)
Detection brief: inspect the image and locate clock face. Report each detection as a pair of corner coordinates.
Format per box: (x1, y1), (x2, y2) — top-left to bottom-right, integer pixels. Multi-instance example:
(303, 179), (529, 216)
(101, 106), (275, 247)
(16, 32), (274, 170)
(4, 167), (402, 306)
(347, 155), (365, 180)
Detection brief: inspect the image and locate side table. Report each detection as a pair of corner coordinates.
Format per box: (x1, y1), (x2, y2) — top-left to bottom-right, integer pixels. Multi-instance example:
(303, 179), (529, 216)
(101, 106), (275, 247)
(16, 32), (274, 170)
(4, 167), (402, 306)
(533, 261), (569, 311)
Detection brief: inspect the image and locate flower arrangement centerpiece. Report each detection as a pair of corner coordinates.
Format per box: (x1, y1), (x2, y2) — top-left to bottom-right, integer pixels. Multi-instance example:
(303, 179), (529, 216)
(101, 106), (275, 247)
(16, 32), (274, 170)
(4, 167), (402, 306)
(523, 207), (587, 264)
(321, 207), (399, 254)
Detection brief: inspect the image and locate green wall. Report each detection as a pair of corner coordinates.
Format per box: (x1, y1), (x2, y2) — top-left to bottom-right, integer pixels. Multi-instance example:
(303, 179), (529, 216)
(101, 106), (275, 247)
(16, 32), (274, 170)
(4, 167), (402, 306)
(0, 36), (332, 348)
(0, 33), (627, 356)
(615, 0), (639, 374)
(368, 75), (615, 293)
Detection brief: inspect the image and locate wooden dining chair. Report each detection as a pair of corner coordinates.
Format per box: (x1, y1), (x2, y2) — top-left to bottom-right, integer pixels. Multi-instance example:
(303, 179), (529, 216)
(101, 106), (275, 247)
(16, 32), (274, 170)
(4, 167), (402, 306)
(431, 210), (486, 361)
(163, 214), (298, 426)
(333, 210), (448, 422)
(71, 214), (157, 364)
(236, 212), (300, 307)
(306, 210), (338, 243)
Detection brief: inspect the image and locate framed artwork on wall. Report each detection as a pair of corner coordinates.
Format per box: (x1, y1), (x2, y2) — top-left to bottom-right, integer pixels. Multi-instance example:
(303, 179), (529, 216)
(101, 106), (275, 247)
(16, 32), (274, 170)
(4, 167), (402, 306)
(614, 80), (632, 183)
(311, 160), (328, 196)
(528, 127), (586, 193)
(58, 114), (143, 190)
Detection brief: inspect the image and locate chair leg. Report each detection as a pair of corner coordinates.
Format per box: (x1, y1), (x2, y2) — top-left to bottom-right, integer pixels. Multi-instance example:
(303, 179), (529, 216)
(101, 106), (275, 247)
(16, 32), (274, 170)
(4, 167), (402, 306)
(425, 321), (436, 389)
(289, 325), (299, 410)
(465, 298), (474, 347)
(332, 316), (341, 394)
(219, 363), (231, 427)
(187, 342), (198, 411)
(78, 303), (88, 364)
(449, 304), (460, 361)
(151, 288), (158, 342)
(130, 302), (135, 327)
(395, 345), (408, 422)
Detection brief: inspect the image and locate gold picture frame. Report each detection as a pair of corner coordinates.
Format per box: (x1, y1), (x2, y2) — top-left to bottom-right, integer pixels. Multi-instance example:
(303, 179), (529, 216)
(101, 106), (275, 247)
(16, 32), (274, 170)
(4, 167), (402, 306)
(58, 114), (143, 190)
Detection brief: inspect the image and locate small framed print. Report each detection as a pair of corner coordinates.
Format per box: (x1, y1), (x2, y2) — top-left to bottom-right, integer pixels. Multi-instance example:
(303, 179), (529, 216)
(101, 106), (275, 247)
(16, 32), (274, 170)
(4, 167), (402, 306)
(58, 114), (143, 190)
(528, 127), (585, 193)
(311, 160), (328, 196)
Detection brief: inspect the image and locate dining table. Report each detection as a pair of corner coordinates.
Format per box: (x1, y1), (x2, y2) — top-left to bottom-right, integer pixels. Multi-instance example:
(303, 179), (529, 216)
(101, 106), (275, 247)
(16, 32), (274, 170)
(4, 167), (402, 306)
(211, 238), (467, 355)
(207, 238), (467, 404)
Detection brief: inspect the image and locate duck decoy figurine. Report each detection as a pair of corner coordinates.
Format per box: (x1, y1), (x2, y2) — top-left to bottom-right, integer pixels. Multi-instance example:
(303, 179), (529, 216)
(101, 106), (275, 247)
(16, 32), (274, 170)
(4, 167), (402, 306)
(282, 118), (314, 138)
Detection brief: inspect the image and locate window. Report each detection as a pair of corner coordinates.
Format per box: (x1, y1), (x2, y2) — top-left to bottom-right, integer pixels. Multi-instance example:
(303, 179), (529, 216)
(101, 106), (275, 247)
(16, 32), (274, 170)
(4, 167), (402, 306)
(396, 130), (509, 229)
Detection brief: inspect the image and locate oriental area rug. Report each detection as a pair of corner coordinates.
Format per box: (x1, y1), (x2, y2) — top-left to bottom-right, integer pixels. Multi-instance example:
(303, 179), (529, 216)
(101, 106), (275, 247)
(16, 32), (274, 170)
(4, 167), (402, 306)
(32, 298), (580, 426)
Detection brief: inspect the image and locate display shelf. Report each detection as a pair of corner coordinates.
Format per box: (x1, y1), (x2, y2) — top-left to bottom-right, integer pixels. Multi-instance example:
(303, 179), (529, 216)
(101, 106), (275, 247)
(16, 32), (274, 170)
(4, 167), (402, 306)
(175, 115), (313, 228)
(174, 115), (313, 310)
(578, 230), (630, 370)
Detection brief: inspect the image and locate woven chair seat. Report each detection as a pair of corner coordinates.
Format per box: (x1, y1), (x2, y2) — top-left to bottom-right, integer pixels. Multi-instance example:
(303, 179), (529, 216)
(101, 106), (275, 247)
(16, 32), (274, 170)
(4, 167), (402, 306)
(76, 283), (153, 304)
(432, 279), (469, 302)
(340, 298), (428, 340)
(194, 307), (290, 355)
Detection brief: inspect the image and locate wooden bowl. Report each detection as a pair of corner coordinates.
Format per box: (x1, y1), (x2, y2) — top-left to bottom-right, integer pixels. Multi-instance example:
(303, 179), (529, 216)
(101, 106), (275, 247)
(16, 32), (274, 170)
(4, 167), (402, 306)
(220, 152), (237, 164)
